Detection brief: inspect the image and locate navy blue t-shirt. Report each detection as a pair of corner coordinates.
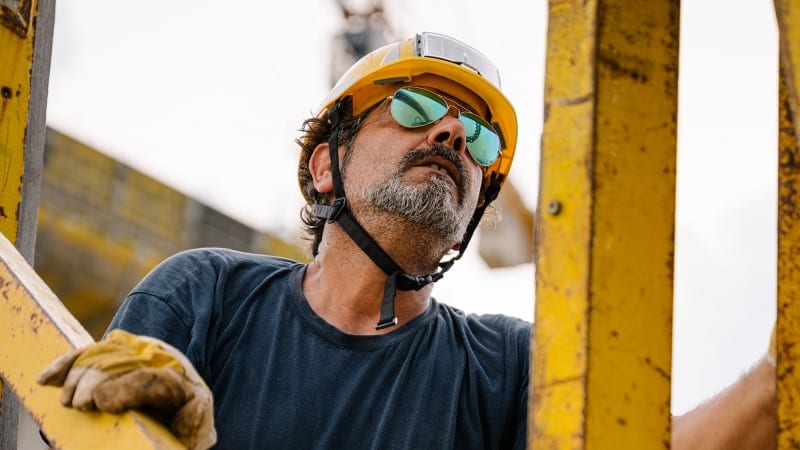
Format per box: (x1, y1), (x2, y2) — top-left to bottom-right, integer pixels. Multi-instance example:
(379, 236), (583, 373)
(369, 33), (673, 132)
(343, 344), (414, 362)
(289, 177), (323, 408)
(108, 248), (530, 449)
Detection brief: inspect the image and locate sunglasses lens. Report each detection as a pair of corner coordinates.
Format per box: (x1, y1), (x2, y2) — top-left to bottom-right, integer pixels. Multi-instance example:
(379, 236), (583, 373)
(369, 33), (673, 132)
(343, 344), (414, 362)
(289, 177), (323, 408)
(390, 87), (448, 128)
(461, 113), (501, 166)
(390, 87), (501, 167)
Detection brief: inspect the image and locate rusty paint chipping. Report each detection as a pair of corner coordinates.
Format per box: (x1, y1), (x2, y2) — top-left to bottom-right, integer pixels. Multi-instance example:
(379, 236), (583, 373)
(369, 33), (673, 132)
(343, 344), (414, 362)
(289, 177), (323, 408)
(0, 0), (32, 37)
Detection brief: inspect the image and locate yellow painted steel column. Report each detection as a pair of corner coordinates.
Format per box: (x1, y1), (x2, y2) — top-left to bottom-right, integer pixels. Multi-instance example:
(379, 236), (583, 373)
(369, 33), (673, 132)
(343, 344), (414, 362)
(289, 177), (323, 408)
(775, 1), (800, 446)
(530, 0), (679, 448)
(1, 1), (182, 447)
(0, 0), (36, 241)
(1, 0), (52, 446)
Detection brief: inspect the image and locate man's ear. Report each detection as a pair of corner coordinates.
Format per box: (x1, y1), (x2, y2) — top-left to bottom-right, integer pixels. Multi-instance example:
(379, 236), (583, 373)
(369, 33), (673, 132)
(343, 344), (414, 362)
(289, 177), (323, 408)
(308, 142), (333, 194)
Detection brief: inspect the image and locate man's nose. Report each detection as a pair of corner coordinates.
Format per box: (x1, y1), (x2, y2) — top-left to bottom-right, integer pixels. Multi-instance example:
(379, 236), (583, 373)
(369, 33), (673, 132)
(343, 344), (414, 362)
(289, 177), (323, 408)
(426, 109), (466, 154)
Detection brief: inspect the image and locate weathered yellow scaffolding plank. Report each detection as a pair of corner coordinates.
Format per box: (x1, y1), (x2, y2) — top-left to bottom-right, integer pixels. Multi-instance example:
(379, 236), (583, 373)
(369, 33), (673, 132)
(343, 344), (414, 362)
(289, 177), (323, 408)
(0, 229), (183, 448)
(1, 0), (50, 444)
(775, 1), (800, 446)
(531, 0), (679, 448)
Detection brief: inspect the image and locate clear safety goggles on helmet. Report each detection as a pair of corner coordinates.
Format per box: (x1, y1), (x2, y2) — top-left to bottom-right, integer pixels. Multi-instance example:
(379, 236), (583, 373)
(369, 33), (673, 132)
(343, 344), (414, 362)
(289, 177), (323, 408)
(414, 32), (502, 89)
(389, 86), (502, 166)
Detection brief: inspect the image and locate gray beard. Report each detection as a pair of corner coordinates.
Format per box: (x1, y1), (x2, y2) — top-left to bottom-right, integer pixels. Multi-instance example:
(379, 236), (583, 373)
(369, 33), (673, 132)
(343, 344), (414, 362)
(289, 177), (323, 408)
(365, 171), (468, 242)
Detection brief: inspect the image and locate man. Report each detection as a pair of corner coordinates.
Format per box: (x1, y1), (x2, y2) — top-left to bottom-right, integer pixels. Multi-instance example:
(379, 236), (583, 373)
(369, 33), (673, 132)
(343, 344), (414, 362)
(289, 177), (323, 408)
(38, 32), (776, 449)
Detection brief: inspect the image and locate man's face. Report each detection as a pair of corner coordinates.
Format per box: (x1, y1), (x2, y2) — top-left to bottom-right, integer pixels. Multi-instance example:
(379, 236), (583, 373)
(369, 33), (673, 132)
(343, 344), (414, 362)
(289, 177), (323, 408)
(343, 89), (484, 246)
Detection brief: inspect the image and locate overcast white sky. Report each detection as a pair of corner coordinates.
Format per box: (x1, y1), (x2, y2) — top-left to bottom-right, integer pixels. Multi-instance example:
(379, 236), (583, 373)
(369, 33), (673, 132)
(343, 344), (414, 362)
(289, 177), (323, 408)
(44, 0), (779, 416)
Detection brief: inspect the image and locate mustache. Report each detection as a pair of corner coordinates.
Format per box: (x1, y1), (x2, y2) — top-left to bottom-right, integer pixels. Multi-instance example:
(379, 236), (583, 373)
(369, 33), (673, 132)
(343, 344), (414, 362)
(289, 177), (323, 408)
(397, 144), (469, 190)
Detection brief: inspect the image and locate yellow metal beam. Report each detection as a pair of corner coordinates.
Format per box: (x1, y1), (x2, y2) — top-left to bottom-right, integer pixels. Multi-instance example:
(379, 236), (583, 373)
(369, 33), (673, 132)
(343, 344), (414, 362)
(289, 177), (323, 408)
(531, 0), (679, 448)
(0, 228), (183, 448)
(775, 1), (800, 446)
(1, 4), (181, 443)
(1, 0), (51, 444)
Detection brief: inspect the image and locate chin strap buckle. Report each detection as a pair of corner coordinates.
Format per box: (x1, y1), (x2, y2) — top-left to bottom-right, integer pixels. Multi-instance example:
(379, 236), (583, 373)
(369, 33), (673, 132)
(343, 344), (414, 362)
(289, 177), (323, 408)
(312, 197), (347, 223)
(397, 273), (439, 291)
(375, 316), (399, 330)
(327, 198), (346, 223)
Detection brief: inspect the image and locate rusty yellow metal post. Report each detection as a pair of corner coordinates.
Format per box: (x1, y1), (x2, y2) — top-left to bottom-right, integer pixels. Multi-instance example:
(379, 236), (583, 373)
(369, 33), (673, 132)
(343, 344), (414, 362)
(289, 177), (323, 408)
(0, 0), (54, 446)
(531, 0), (680, 448)
(1, 0), (183, 447)
(775, 1), (800, 446)
(0, 0), (49, 244)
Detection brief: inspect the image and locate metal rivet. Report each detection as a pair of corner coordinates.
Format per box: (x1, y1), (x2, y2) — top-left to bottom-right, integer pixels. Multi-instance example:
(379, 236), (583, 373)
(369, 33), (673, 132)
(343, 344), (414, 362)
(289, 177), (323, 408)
(548, 200), (562, 215)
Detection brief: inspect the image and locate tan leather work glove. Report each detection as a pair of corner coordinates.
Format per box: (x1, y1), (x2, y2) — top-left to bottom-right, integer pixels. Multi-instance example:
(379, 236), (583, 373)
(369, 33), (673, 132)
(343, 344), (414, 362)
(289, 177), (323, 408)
(37, 329), (216, 450)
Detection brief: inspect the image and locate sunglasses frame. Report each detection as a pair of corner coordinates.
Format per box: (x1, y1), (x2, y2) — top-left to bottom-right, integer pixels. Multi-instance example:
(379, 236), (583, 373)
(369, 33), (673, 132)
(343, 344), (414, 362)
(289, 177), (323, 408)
(388, 86), (501, 167)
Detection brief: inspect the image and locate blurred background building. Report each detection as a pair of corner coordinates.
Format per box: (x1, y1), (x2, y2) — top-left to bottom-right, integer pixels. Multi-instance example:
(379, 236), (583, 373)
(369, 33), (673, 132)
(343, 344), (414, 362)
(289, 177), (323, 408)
(35, 128), (309, 339)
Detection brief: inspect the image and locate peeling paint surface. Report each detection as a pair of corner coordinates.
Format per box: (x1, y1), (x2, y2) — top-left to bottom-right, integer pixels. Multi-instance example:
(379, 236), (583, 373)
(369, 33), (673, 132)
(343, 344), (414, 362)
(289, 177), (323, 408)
(0, 0), (32, 37)
(1, 0), (183, 446)
(776, 5), (800, 440)
(531, 0), (678, 447)
(0, 0), (29, 245)
(0, 0), (32, 440)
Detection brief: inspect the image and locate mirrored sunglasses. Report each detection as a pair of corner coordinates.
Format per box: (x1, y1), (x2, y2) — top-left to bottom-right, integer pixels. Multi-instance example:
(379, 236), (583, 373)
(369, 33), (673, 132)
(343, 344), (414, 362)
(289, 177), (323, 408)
(389, 87), (501, 166)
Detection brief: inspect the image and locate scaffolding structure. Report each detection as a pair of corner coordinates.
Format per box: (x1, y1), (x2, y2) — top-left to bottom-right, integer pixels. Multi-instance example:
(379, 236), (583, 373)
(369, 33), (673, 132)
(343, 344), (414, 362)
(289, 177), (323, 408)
(2, 0), (800, 448)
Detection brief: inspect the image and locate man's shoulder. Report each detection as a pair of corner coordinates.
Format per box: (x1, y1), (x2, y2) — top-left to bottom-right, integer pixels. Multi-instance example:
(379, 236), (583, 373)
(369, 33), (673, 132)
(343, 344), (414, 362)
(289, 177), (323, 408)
(133, 248), (303, 296)
(160, 247), (300, 271)
(434, 302), (532, 347)
(469, 312), (532, 331)
(427, 302), (531, 382)
(437, 301), (530, 328)
(166, 247), (299, 268)
(470, 313), (532, 349)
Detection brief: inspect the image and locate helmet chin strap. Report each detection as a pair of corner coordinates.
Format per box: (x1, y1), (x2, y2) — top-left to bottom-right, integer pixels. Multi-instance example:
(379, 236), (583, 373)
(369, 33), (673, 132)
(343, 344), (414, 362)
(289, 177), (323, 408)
(312, 102), (501, 330)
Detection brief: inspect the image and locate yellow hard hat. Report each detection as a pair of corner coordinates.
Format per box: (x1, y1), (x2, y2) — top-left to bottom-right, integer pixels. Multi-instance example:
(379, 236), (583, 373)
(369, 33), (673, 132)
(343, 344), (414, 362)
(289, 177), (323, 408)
(318, 32), (518, 199)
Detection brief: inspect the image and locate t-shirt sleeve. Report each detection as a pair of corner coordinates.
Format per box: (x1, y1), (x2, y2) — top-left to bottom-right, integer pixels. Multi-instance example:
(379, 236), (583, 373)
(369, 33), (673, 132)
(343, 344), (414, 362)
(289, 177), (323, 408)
(109, 292), (193, 353)
(104, 248), (298, 387)
(104, 249), (225, 379)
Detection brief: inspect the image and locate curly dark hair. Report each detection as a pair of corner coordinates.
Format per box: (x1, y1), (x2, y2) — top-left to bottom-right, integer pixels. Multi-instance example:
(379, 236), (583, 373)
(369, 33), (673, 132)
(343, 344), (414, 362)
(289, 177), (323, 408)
(295, 98), (379, 257)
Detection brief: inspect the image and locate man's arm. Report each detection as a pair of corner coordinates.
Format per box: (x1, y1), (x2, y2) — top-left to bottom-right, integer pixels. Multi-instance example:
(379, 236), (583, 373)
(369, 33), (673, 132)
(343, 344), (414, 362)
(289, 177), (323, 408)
(672, 357), (776, 449)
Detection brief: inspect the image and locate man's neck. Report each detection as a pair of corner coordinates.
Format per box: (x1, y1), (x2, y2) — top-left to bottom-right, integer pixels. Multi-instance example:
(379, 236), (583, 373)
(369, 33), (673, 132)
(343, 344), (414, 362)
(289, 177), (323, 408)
(343, 202), (457, 274)
(301, 226), (437, 335)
